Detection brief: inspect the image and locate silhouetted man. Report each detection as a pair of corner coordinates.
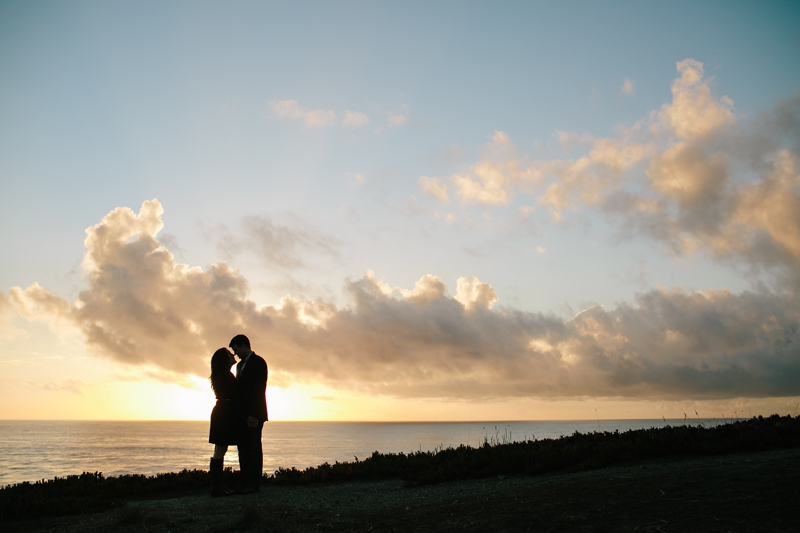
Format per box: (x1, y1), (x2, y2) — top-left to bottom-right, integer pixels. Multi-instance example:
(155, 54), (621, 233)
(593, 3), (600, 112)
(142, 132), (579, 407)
(229, 334), (268, 493)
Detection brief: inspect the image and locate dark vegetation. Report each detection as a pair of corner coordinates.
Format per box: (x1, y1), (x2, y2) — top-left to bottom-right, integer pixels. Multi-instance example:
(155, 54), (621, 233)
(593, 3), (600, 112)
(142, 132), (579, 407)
(2, 415), (799, 522)
(273, 414), (800, 485)
(0, 469), (215, 521)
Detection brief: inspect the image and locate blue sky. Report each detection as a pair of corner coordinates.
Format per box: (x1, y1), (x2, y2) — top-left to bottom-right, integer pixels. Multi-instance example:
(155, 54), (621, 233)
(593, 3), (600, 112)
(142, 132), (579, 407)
(1, 1), (799, 420)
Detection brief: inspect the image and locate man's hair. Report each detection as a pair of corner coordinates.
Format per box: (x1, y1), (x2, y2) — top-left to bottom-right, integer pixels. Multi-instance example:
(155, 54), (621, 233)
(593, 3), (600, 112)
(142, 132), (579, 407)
(229, 334), (251, 350)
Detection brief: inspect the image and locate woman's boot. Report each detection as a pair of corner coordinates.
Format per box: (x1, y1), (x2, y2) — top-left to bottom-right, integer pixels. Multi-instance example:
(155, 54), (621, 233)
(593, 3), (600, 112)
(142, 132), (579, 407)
(210, 458), (230, 497)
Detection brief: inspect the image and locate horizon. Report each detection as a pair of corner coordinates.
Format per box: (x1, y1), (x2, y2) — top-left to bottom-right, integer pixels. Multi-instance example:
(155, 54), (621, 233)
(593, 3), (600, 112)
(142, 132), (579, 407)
(0, 404), (790, 424)
(1, 2), (799, 422)
(1, 415), (773, 423)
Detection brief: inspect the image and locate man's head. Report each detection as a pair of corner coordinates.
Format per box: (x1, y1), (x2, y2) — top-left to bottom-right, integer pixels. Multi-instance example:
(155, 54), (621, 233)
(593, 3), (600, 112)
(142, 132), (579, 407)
(229, 334), (251, 359)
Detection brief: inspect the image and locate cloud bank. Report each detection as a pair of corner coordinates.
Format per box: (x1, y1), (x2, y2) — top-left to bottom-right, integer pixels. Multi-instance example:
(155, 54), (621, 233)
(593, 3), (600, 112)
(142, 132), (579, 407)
(3, 199), (798, 401)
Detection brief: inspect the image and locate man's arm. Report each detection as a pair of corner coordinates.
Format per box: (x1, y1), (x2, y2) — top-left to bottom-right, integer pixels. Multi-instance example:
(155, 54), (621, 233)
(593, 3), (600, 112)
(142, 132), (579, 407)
(245, 356), (267, 426)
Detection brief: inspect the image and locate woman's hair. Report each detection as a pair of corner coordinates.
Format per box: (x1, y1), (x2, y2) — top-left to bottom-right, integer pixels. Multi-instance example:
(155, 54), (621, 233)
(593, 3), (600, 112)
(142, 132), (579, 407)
(210, 348), (233, 393)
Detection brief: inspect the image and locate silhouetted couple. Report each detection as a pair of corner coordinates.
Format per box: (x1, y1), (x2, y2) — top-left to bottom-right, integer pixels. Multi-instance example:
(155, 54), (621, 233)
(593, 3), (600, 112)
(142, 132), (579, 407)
(208, 334), (268, 497)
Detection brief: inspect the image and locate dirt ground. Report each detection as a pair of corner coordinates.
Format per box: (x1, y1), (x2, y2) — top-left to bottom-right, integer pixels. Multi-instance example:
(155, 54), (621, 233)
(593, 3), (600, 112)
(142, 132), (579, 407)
(8, 447), (800, 532)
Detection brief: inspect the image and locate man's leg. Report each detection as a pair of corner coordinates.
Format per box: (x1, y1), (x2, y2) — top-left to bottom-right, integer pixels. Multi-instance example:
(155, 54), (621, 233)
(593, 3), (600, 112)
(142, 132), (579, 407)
(248, 422), (263, 488)
(237, 440), (251, 489)
(238, 422), (263, 490)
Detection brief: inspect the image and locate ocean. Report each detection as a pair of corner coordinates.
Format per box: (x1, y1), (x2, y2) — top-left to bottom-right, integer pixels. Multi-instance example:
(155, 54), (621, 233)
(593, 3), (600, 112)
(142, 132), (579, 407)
(0, 419), (727, 486)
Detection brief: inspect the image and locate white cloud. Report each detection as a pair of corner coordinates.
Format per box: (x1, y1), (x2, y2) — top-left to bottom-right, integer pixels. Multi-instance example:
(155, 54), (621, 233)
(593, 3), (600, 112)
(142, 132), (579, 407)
(658, 59), (733, 140)
(419, 176), (450, 203)
(270, 99), (304, 119)
(454, 276), (498, 310)
(535, 246), (546, 254)
(388, 114), (408, 128)
(270, 99), (337, 127)
(343, 110), (370, 128)
(621, 77), (635, 96)
(449, 131), (542, 205)
(304, 109), (337, 127)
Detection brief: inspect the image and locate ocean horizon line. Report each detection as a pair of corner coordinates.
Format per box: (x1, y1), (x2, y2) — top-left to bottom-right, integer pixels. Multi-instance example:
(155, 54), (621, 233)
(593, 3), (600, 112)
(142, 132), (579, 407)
(0, 417), (718, 423)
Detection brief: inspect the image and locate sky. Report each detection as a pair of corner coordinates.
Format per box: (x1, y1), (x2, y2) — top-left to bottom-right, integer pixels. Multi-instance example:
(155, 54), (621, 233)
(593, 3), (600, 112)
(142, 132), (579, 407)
(1, 1), (799, 421)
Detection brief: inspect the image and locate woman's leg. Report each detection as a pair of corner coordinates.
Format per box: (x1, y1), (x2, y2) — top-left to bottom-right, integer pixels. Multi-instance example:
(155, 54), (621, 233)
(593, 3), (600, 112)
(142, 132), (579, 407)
(210, 444), (230, 496)
(212, 444), (228, 459)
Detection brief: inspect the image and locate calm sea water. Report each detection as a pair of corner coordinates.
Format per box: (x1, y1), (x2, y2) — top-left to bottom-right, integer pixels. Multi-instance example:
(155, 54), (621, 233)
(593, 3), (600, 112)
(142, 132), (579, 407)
(0, 419), (727, 486)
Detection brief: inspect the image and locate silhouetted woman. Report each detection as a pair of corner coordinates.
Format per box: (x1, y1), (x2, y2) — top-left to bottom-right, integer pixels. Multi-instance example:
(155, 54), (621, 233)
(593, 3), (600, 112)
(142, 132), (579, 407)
(208, 347), (243, 497)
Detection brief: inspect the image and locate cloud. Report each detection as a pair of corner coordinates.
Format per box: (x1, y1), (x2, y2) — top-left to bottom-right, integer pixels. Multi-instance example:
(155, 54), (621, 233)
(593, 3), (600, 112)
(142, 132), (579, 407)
(269, 101), (372, 129)
(8, 282), (72, 331)
(454, 276), (498, 310)
(388, 114), (408, 128)
(270, 99), (304, 119)
(419, 176), (449, 203)
(658, 59), (733, 140)
(211, 214), (341, 271)
(621, 77), (635, 96)
(389, 104), (408, 128)
(343, 110), (370, 128)
(449, 131), (542, 205)
(270, 99), (337, 128)
(305, 109), (338, 128)
(0, 292), (23, 340)
(5, 200), (799, 401)
(556, 130), (595, 150)
(422, 59), (800, 289)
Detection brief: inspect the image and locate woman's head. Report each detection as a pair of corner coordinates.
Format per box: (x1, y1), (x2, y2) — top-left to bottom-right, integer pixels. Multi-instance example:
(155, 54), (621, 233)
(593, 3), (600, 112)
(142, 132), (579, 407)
(210, 348), (234, 375)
